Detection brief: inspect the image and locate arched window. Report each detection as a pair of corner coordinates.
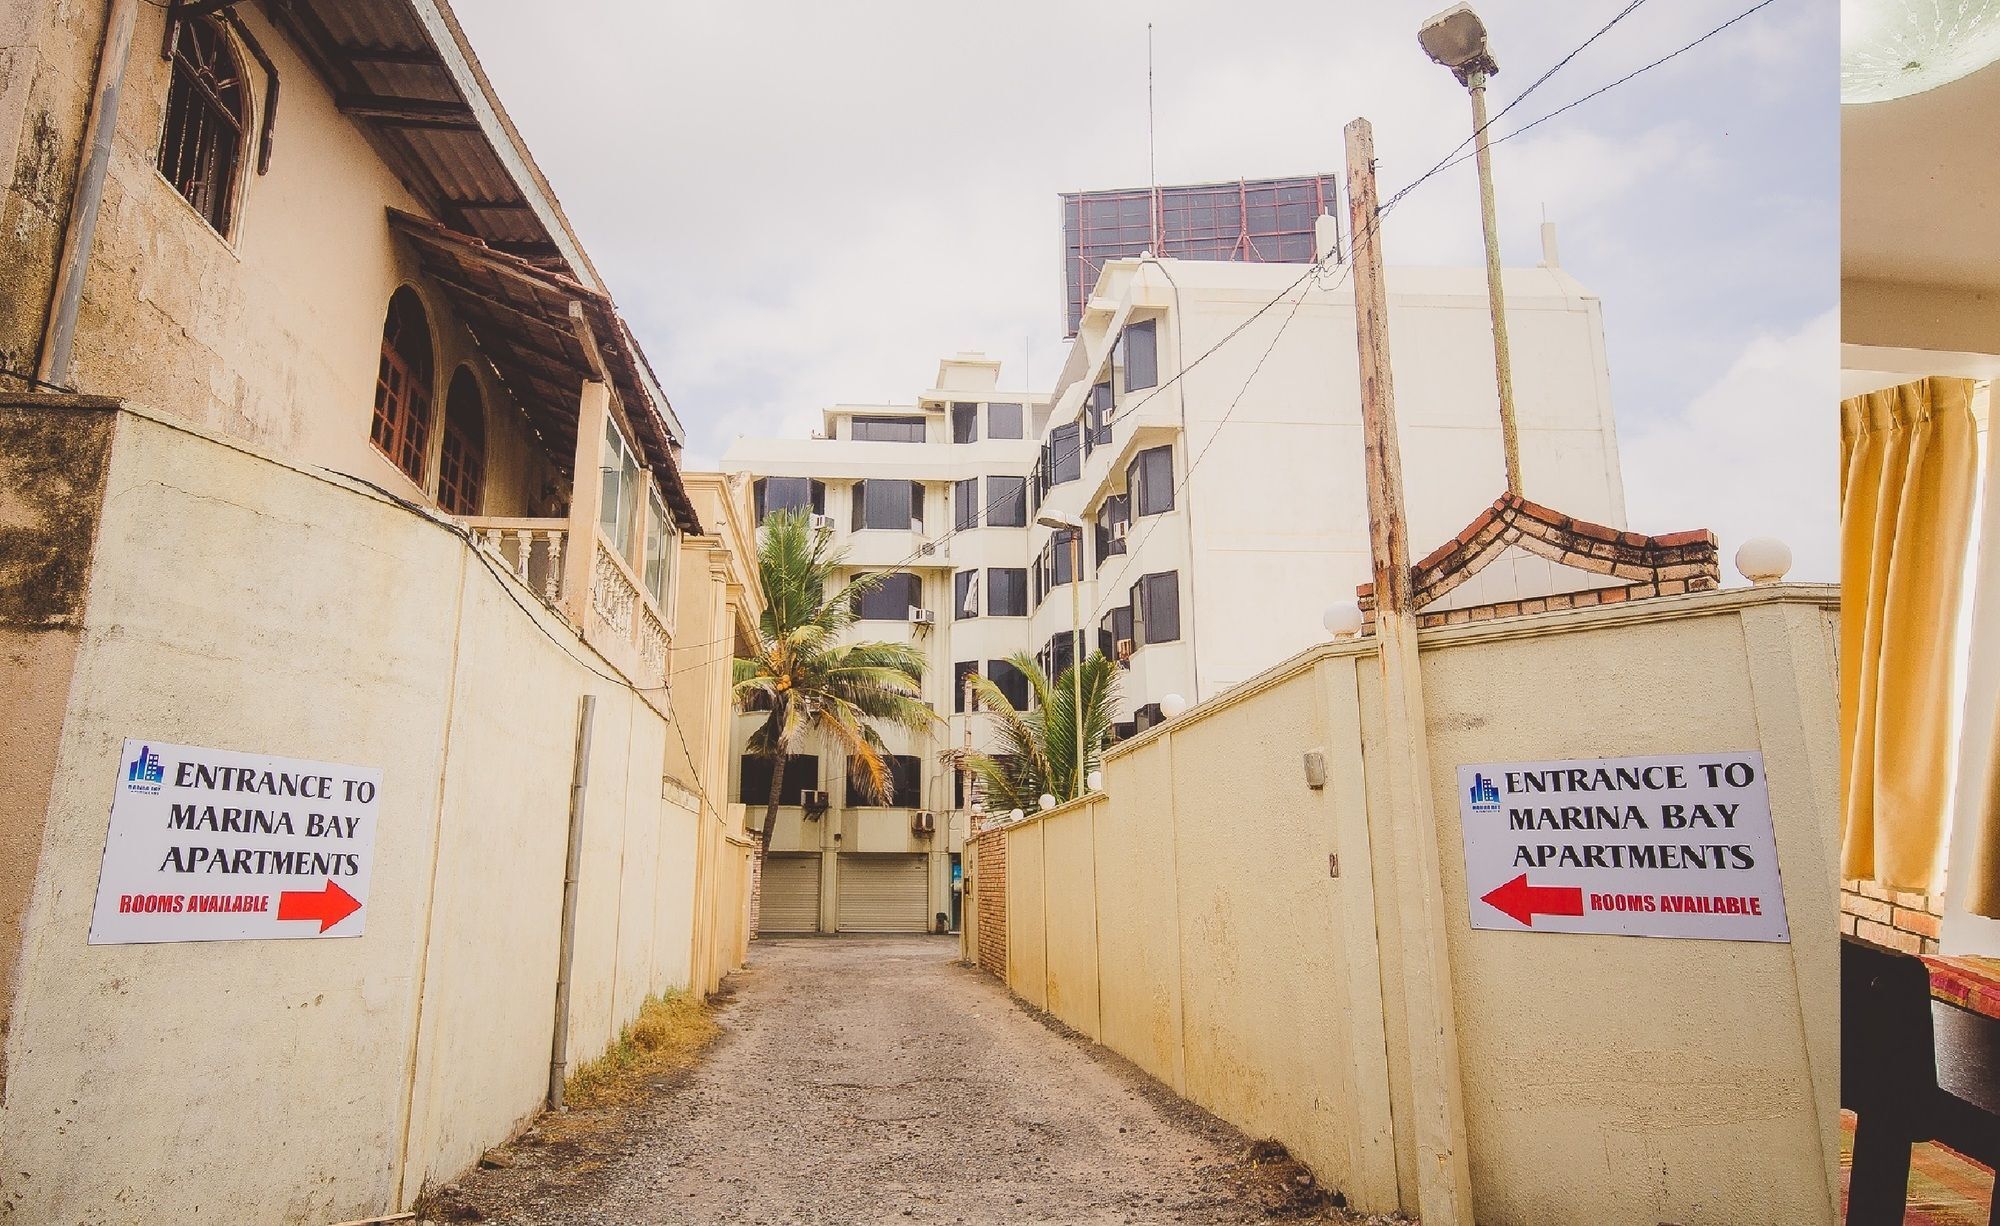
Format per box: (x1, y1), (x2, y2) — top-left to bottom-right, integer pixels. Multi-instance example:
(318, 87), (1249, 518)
(157, 16), (247, 235)
(371, 288), (435, 486)
(438, 368), (486, 515)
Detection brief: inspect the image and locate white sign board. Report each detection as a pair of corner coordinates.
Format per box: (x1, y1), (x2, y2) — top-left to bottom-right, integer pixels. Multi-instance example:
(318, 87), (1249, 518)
(89, 739), (381, 944)
(1457, 751), (1788, 943)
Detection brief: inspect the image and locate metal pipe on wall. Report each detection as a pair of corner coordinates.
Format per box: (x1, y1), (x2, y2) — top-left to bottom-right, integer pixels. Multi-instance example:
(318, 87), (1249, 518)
(548, 694), (596, 1110)
(36, 0), (140, 389)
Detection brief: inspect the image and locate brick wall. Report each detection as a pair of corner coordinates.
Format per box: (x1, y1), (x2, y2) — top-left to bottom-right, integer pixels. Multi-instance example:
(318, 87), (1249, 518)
(974, 828), (1007, 979)
(747, 834), (764, 941)
(1841, 877), (1943, 955)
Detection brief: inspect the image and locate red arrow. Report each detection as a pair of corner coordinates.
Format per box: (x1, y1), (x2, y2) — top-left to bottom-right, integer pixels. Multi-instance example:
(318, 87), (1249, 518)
(1481, 874), (1584, 927)
(277, 879), (362, 932)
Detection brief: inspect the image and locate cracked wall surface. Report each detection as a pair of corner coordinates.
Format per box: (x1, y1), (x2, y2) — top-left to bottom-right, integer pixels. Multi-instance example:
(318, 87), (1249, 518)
(1, 3), (563, 518)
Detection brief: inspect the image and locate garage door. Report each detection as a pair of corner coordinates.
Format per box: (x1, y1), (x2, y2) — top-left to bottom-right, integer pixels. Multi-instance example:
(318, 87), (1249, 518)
(758, 854), (821, 934)
(837, 853), (930, 933)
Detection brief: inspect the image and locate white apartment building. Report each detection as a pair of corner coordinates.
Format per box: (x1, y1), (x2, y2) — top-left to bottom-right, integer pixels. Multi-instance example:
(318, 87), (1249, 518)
(724, 240), (1627, 936)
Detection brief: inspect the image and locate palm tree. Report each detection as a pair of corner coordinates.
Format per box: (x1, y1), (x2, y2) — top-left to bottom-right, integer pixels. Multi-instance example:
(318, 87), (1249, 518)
(733, 509), (933, 859)
(963, 649), (1119, 815)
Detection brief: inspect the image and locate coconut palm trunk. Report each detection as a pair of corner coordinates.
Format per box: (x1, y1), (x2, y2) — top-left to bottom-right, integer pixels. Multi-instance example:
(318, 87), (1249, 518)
(735, 509), (931, 870)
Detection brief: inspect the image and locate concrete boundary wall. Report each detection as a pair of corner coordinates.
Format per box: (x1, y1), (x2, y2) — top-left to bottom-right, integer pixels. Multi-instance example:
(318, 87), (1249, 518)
(0, 404), (749, 1223)
(969, 587), (1840, 1226)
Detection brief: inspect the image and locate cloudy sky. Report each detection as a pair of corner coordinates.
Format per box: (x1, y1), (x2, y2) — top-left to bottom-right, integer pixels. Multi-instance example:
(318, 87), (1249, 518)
(456, 0), (1838, 581)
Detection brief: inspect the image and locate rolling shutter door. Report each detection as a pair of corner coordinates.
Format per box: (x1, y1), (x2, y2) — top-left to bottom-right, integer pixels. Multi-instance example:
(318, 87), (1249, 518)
(837, 853), (930, 932)
(758, 854), (820, 934)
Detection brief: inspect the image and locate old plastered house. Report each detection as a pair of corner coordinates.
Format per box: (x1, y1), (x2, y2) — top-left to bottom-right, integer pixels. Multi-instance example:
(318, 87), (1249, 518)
(0, 1), (761, 1220)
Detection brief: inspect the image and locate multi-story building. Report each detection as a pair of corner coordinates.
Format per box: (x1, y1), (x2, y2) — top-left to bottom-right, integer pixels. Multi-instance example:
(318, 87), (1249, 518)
(725, 222), (1629, 937)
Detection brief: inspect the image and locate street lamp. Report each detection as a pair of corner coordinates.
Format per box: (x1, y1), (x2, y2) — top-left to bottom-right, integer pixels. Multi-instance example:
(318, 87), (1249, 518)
(1037, 509), (1088, 800)
(1420, 3), (1521, 495)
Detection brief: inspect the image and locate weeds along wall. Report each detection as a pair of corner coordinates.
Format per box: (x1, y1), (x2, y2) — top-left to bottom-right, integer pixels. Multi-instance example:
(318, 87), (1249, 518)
(0, 403), (745, 1224)
(980, 589), (1840, 1226)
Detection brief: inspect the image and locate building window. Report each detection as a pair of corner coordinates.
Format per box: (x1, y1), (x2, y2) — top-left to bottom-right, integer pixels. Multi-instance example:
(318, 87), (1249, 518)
(1131, 444), (1175, 517)
(754, 477), (826, 521)
(437, 368), (485, 516)
(740, 754), (819, 806)
(988, 402), (1024, 439)
(952, 402), (979, 444)
(852, 479), (923, 531)
(1132, 702), (1165, 734)
(1042, 527), (1079, 590)
(1099, 605), (1135, 665)
(988, 658), (1032, 711)
(1132, 571), (1181, 646)
(1095, 494), (1130, 565)
(954, 570), (979, 620)
(855, 571), (921, 621)
(1124, 319), (1159, 391)
(987, 475), (1027, 527)
(599, 416), (643, 559)
(851, 415), (926, 443)
(158, 16), (247, 236)
(954, 478), (980, 530)
(371, 288), (435, 487)
(847, 754), (922, 807)
(987, 567), (1027, 616)
(643, 485), (677, 609)
(1048, 422), (1082, 486)
(1085, 381), (1113, 454)
(1039, 630), (1081, 679)
(954, 661), (980, 712)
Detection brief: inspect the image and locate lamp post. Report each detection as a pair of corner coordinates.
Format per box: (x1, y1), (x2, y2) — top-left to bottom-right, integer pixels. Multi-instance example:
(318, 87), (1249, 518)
(1420, 3), (1520, 495)
(1037, 510), (1087, 800)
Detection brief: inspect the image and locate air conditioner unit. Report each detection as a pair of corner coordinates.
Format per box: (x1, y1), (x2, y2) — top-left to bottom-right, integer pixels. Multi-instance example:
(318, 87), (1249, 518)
(1112, 520), (1129, 541)
(800, 789), (830, 817)
(912, 809), (936, 835)
(809, 513), (835, 533)
(1115, 637), (1135, 662)
(909, 608), (936, 627)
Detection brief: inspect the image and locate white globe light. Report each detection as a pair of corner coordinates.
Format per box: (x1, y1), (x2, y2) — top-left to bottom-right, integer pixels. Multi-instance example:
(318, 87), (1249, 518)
(1322, 601), (1364, 639)
(1009, 808), (1024, 823)
(1086, 770), (1104, 791)
(1160, 693), (1188, 719)
(1842, 0), (2000, 104)
(1735, 537), (1793, 586)
(1038, 793), (1057, 811)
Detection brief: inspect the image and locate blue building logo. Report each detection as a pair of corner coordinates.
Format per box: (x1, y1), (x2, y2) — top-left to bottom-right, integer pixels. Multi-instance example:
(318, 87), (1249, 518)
(125, 744), (164, 794)
(1468, 772), (1501, 813)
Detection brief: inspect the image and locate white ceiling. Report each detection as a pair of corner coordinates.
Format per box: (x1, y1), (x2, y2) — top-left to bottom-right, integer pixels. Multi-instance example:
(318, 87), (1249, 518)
(1845, 56), (2000, 290)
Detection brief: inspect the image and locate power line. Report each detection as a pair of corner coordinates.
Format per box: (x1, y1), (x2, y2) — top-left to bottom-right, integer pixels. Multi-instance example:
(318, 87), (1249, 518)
(1432, 0), (1785, 178)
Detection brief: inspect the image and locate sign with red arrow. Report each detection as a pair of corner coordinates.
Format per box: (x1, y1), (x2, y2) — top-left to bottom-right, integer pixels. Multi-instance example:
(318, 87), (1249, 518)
(1456, 752), (1788, 943)
(277, 880), (364, 932)
(1479, 875), (1584, 927)
(88, 739), (380, 944)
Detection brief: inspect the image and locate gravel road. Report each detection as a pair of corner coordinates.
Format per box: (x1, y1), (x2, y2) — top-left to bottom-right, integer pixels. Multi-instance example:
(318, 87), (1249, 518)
(440, 936), (1370, 1225)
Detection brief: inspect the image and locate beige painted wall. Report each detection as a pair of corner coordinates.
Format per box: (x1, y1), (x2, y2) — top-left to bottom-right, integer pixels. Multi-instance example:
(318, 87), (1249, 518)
(0, 405), (743, 1223)
(991, 587), (1839, 1226)
(4, 3), (561, 518)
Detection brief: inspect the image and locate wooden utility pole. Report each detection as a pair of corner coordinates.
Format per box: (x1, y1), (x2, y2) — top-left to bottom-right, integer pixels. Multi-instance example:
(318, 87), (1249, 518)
(1344, 116), (1475, 1226)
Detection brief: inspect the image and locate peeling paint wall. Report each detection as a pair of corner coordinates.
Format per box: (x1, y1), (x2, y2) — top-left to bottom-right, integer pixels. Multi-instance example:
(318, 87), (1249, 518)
(1, 3), (563, 517)
(0, 397), (117, 1071)
(0, 406), (745, 1223)
(992, 590), (1840, 1225)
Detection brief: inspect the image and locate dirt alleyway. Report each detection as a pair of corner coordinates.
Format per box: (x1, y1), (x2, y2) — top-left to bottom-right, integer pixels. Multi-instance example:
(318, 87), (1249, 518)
(439, 936), (1373, 1225)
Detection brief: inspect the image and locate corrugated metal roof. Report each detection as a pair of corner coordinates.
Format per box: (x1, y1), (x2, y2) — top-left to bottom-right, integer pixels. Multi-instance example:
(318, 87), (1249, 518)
(261, 0), (689, 460)
(388, 211), (702, 534)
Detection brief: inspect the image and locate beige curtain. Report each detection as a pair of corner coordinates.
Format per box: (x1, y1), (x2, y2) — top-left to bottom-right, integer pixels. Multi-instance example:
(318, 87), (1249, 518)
(1840, 377), (1978, 893)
